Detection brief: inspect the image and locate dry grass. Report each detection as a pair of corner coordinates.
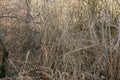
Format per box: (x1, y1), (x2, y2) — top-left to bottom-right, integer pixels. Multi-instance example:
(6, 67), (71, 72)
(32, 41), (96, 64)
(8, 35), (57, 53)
(0, 0), (120, 80)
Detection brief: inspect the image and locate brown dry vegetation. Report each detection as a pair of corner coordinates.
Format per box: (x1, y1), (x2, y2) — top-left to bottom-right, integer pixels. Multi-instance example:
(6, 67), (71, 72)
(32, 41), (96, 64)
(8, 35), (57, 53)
(0, 0), (120, 80)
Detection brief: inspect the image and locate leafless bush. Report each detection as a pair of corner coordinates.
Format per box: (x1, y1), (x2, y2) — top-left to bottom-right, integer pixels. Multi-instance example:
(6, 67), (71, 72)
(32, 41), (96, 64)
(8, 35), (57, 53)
(0, 0), (120, 80)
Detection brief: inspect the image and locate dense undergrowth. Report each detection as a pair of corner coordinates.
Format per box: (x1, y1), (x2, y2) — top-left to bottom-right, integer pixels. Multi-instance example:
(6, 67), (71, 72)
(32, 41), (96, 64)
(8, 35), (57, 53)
(0, 0), (120, 80)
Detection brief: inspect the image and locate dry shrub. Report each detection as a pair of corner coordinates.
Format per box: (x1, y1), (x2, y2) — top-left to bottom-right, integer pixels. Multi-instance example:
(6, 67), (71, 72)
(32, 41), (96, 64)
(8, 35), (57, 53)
(0, 0), (120, 80)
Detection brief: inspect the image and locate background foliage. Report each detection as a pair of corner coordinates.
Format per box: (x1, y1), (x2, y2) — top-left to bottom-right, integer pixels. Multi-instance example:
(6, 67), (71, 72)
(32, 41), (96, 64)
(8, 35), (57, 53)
(0, 0), (120, 80)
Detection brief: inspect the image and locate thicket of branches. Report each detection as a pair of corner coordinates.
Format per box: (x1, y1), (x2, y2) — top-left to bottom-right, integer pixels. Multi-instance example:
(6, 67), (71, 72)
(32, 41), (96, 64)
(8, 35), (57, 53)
(0, 0), (120, 80)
